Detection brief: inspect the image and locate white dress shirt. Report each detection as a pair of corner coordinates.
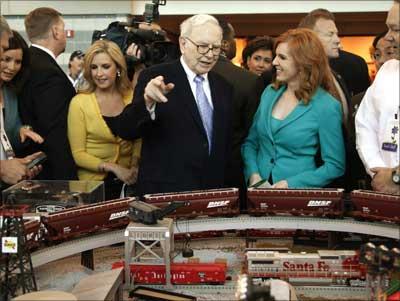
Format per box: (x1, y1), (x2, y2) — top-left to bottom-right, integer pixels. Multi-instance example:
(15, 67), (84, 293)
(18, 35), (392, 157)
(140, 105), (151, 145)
(147, 56), (214, 120)
(355, 59), (400, 176)
(180, 56), (214, 109)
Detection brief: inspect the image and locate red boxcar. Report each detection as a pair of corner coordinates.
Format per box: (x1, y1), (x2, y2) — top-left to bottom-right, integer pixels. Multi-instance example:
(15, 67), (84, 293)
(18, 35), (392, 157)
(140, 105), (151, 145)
(350, 190), (400, 223)
(41, 197), (134, 241)
(143, 188), (240, 218)
(112, 261), (226, 285)
(247, 188), (344, 217)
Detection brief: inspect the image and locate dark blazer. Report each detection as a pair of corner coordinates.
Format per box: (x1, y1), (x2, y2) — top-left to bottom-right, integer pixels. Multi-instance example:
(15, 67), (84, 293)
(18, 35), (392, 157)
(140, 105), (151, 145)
(105, 60), (233, 195)
(19, 46), (77, 180)
(212, 56), (258, 194)
(329, 50), (370, 97)
(331, 70), (366, 191)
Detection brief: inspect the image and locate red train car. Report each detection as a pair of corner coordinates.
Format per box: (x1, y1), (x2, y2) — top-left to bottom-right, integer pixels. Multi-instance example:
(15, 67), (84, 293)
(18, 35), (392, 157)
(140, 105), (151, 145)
(112, 261), (226, 285)
(247, 188), (344, 217)
(350, 190), (400, 223)
(41, 197), (134, 241)
(24, 219), (41, 249)
(143, 188), (240, 218)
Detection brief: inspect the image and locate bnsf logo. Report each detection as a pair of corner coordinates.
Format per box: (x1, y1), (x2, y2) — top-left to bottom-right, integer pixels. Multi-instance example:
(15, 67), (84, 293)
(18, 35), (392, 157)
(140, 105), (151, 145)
(307, 200), (332, 207)
(207, 200), (230, 208)
(109, 210), (129, 220)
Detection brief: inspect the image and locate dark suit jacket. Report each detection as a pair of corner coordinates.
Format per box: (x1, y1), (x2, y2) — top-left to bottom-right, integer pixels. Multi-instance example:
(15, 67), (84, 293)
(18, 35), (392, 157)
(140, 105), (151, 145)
(19, 46), (77, 180)
(212, 56), (258, 192)
(331, 71), (366, 191)
(105, 60), (233, 195)
(330, 50), (370, 97)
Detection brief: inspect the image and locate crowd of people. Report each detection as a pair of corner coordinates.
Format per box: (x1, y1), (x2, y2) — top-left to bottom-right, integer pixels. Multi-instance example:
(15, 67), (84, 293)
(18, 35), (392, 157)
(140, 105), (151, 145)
(0, 0), (399, 202)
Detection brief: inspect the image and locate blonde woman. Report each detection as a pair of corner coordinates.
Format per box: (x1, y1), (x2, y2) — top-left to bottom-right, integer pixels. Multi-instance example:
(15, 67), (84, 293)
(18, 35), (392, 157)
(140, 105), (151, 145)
(68, 40), (140, 199)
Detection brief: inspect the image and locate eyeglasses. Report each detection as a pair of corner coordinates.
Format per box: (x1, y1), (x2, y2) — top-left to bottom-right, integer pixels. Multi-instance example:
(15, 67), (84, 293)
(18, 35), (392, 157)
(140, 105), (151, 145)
(184, 37), (221, 55)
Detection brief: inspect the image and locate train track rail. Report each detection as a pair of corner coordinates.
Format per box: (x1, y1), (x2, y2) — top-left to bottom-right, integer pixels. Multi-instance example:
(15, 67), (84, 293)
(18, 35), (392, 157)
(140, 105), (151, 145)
(31, 215), (399, 268)
(130, 284), (367, 300)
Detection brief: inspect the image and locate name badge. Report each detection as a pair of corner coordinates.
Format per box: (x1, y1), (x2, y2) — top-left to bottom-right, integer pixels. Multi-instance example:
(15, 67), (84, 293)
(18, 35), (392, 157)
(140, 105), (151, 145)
(382, 142), (398, 152)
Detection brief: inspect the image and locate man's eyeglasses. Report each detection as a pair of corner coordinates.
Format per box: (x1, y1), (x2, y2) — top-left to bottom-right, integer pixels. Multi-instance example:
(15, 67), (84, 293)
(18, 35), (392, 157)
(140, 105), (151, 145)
(185, 37), (221, 55)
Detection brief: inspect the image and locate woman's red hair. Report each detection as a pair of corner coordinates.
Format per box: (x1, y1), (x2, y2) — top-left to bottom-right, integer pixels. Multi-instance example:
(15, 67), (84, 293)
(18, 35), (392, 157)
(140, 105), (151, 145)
(273, 28), (339, 104)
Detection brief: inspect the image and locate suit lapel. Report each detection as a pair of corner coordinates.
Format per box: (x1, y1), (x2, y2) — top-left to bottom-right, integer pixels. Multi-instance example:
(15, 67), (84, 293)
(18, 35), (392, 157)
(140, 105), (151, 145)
(276, 101), (312, 132)
(175, 62), (207, 138)
(265, 86), (283, 142)
(209, 72), (223, 150)
(267, 85), (312, 135)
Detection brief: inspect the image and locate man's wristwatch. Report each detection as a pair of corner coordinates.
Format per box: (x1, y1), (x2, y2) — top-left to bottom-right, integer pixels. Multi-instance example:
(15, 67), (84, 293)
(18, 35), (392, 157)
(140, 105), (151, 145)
(392, 170), (400, 185)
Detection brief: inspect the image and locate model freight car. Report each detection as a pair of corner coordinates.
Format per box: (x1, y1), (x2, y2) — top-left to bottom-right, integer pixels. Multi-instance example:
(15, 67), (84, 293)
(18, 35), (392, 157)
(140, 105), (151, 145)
(247, 188), (344, 217)
(144, 188), (240, 218)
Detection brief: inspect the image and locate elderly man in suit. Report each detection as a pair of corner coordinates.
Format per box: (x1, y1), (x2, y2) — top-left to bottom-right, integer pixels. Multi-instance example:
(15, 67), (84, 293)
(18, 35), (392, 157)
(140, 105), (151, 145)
(19, 7), (77, 180)
(105, 14), (233, 195)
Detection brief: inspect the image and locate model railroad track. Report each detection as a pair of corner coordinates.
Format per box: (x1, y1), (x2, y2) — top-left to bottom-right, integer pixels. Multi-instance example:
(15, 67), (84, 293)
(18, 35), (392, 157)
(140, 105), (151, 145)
(296, 286), (368, 300)
(31, 215), (399, 267)
(132, 284), (367, 300)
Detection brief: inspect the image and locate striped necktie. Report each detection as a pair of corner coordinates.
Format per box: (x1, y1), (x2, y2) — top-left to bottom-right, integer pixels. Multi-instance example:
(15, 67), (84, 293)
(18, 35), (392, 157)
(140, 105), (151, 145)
(194, 75), (213, 153)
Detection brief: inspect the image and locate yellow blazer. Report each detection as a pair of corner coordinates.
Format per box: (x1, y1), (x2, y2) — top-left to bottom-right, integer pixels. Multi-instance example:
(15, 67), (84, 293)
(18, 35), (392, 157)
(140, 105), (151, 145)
(67, 91), (141, 181)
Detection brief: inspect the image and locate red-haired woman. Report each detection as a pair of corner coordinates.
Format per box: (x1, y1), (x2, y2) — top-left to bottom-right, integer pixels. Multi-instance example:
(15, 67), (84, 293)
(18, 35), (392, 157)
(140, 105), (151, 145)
(242, 28), (345, 188)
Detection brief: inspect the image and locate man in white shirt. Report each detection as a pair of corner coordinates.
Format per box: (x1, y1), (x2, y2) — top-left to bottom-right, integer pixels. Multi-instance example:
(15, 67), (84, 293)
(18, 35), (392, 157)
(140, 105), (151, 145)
(67, 49), (84, 90)
(355, 0), (400, 194)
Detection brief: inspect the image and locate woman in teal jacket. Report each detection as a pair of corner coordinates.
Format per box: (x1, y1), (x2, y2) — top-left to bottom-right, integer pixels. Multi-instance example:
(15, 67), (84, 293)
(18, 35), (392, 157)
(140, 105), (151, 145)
(242, 28), (345, 188)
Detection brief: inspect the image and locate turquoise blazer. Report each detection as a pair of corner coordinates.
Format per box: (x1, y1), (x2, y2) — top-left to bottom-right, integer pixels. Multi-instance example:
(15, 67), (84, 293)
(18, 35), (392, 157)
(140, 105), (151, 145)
(242, 84), (345, 188)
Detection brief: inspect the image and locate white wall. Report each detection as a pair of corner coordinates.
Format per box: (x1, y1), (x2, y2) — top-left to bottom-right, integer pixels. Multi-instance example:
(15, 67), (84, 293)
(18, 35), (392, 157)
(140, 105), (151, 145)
(0, 0), (131, 15)
(133, 0), (391, 14)
(1, 0), (391, 16)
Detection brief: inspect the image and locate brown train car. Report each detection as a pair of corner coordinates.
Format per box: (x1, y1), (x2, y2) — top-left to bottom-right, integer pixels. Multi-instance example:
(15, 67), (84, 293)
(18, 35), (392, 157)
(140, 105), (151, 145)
(143, 188), (240, 218)
(247, 188), (344, 217)
(24, 219), (41, 249)
(41, 197), (134, 241)
(350, 190), (400, 223)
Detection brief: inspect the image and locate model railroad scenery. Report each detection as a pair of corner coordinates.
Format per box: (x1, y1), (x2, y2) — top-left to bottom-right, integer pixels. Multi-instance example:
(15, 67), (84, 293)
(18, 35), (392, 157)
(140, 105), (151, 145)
(2, 187), (398, 291)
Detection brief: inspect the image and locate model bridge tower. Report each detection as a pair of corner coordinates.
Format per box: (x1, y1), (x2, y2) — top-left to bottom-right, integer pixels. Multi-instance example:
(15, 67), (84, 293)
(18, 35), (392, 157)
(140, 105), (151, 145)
(0, 199), (37, 300)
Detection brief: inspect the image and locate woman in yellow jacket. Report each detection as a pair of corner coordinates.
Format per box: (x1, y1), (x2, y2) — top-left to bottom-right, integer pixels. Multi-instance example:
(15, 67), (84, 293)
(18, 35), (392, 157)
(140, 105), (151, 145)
(68, 40), (140, 200)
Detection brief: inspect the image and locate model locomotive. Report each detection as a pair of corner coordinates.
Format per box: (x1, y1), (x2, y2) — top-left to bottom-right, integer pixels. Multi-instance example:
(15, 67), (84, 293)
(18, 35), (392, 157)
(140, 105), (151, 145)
(246, 249), (366, 286)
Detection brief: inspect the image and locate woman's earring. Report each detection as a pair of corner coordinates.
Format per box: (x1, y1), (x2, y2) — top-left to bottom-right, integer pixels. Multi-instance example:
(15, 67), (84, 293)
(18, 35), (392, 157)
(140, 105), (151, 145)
(117, 70), (121, 77)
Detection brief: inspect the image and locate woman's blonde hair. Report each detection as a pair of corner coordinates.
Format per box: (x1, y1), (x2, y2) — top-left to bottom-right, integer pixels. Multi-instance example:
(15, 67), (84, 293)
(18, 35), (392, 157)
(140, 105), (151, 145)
(80, 40), (132, 96)
(273, 28), (339, 104)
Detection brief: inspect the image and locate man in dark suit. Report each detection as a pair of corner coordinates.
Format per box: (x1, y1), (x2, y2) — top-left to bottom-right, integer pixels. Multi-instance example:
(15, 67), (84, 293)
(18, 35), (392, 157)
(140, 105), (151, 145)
(212, 19), (258, 208)
(105, 14), (233, 195)
(330, 49), (370, 97)
(19, 7), (77, 180)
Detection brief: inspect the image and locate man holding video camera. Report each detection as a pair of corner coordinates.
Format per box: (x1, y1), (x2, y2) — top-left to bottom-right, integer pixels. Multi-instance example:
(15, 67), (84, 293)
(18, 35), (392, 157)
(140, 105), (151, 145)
(105, 14), (233, 195)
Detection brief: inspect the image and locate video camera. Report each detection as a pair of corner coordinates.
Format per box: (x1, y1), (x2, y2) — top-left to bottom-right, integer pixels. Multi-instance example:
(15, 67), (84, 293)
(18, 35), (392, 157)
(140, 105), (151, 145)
(92, 0), (179, 68)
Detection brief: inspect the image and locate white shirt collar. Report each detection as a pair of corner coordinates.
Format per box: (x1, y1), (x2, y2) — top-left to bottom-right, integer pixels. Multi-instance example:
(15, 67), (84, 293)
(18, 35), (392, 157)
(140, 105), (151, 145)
(31, 44), (57, 61)
(180, 56), (209, 83)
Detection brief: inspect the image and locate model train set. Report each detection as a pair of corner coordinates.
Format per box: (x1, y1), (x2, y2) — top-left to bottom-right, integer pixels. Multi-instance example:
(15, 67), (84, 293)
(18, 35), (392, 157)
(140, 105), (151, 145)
(3, 187), (398, 249)
(1, 185), (399, 301)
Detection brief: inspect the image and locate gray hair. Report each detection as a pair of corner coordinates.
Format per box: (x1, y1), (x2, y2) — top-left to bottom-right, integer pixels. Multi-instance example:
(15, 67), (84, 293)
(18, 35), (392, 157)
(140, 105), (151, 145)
(180, 14), (221, 38)
(0, 15), (12, 37)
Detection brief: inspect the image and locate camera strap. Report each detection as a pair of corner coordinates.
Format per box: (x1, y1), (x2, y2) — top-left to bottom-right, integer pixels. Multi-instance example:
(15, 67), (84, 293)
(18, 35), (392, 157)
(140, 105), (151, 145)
(0, 105), (16, 160)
